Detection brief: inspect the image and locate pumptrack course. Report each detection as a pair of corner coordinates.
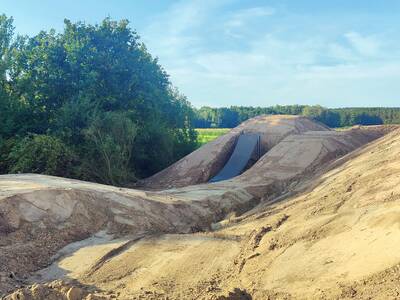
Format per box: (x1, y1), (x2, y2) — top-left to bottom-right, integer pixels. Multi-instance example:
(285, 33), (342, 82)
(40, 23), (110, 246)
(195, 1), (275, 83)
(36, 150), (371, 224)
(1, 115), (400, 300)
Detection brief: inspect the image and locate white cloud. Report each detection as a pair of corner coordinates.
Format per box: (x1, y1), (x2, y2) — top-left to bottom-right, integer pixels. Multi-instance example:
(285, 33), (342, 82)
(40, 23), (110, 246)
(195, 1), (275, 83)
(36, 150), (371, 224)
(225, 6), (276, 28)
(344, 31), (380, 56)
(139, 1), (400, 108)
(170, 31), (400, 107)
(142, 0), (226, 56)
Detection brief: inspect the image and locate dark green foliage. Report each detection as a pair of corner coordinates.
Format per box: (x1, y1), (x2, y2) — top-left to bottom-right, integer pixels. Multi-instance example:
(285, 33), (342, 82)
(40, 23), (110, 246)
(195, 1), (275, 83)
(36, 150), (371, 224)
(0, 15), (197, 185)
(81, 111), (137, 185)
(194, 105), (398, 128)
(6, 135), (75, 176)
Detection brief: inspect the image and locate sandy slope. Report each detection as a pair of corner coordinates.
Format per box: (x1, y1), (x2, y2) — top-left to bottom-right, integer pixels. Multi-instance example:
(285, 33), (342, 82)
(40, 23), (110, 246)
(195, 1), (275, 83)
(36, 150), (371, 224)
(1, 116), (399, 299)
(137, 115), (331, 189)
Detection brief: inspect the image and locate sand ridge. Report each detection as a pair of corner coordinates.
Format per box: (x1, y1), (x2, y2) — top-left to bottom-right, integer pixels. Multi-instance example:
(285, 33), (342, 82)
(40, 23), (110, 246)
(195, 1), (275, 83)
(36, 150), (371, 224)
(1, 115), (399, 299)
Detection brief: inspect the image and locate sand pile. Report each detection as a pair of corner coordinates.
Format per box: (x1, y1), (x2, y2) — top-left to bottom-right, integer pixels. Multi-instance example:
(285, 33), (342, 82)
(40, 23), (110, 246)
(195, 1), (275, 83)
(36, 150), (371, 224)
(137, 115), (330, 189)
(0, 115), (399, 299)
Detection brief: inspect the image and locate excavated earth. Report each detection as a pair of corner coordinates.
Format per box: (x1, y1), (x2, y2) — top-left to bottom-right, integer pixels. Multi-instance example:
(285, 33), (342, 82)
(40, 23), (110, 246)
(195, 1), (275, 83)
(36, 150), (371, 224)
(1, 115), (400, 299)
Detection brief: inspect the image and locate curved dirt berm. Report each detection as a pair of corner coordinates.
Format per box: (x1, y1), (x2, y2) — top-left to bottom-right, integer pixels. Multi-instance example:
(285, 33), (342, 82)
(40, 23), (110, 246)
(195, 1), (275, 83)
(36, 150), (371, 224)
(0, 116), (398, 298)
(138, 115), (330, 189)
(75, 128), (400, 300)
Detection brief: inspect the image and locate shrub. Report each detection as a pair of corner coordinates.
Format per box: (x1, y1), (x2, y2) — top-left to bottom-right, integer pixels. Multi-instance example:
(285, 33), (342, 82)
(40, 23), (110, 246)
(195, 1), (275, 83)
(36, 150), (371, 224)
(7, 135), (75, 176)
(81, 112), (137, 185)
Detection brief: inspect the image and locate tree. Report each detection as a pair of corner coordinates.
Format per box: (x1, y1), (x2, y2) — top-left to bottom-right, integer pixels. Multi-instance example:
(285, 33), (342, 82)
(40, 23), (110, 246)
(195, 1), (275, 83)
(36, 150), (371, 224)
(0, 15), (15, 139)
(0, 16), (198, 185)
(301, 105), (325, 120)
(83, 112), (137, 185)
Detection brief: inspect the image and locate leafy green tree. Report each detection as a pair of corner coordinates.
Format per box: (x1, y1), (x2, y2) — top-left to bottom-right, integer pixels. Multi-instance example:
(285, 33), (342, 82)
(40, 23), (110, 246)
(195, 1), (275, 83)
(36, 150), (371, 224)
(354, 113), (383, 125)
(0, 16), (197, 185)
(301, 105), (325, 120)
(6, 135), (75, 176)
(0, 15), (15, 139)
(83, 112), (137, 185)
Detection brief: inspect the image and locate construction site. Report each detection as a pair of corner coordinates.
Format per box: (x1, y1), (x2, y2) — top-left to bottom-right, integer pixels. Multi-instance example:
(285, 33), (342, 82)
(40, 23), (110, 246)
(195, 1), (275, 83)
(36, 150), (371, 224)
(1, 115), (400, 299)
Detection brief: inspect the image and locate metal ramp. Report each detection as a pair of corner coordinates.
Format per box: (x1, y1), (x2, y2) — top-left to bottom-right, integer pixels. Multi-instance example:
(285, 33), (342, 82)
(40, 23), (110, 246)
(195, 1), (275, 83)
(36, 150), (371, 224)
(209, 133), (261, 183)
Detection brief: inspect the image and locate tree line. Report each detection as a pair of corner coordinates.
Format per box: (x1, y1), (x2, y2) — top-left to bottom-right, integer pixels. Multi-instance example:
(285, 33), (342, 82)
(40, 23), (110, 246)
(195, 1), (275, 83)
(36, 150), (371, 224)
(194, 105), (400, 128)
(0, 15), (197, 186)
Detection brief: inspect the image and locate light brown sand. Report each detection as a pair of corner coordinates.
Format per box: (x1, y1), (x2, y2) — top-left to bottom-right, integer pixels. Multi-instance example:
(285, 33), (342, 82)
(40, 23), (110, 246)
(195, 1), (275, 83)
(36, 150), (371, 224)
(1, 116), (399, 299)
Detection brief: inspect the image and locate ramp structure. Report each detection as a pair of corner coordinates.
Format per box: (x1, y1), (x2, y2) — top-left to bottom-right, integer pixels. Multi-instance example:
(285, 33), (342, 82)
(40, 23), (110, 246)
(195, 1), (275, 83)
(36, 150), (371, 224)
(209, 133), (261, 183)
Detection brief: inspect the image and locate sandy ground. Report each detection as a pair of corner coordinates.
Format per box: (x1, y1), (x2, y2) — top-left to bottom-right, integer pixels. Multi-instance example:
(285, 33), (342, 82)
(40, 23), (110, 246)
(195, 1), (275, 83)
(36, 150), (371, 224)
(1, 115), (400, 299)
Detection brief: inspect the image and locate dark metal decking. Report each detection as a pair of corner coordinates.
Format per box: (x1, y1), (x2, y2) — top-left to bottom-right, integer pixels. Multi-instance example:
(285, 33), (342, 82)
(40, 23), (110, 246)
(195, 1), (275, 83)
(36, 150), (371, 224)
(209, 133), (261, 183)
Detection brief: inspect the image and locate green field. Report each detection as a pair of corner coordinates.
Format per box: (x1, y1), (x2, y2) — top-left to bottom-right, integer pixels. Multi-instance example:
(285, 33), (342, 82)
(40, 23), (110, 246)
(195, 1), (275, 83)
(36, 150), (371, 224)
(195, 128), (230, 146)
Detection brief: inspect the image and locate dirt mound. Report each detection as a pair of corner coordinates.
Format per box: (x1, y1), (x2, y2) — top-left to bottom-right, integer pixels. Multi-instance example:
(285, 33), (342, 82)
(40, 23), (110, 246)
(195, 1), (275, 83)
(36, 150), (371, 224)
(0, 176), (253, 295)
(3, 280), (107, 300)
(24, 126), (399, 300)
(138, 115), (330, 189)
(1, 116), (399, 299)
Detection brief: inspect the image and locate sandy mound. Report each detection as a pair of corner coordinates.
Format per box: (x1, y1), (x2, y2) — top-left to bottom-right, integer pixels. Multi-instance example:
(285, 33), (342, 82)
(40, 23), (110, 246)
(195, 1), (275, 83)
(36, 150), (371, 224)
(1, 115), (399, 299)
(137, 115), (330, 189)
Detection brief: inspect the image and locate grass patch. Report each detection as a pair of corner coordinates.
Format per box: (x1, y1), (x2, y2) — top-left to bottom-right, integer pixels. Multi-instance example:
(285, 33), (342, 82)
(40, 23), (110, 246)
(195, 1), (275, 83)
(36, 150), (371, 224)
(195, 128), (230, 146)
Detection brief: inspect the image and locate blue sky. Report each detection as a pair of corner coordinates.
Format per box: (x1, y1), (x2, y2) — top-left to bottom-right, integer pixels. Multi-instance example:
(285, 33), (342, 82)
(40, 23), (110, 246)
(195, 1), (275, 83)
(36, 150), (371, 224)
(2, 0), (400, 108)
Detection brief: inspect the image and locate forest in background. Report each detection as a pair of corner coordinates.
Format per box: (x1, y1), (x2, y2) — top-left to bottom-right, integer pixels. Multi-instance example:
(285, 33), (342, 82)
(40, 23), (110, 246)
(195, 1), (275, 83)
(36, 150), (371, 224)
(193, 105), (400, 128)
(0, 15), (197, 186)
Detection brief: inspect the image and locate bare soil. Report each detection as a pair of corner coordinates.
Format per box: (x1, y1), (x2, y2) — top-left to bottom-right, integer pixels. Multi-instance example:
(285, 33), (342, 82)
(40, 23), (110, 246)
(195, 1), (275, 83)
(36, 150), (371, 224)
(1, 115), (399, 299)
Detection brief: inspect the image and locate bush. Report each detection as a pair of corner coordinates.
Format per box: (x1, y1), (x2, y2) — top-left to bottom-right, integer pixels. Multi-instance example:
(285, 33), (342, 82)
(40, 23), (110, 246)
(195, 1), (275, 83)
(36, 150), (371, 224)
(81, 112), (137, 185)
(7, 135), (76, 176)
(0, 137), (16, 173)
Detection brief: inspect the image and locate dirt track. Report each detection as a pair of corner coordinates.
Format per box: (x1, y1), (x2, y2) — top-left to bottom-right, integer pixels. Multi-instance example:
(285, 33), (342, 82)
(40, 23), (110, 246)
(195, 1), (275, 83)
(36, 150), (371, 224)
(1, 115), (400, 299)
